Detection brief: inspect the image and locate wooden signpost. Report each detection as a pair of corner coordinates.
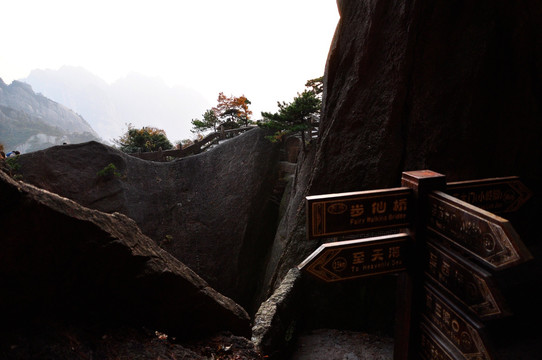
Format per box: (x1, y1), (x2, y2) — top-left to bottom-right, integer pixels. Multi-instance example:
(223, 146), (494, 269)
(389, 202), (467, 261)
(299, 170), (533, 360)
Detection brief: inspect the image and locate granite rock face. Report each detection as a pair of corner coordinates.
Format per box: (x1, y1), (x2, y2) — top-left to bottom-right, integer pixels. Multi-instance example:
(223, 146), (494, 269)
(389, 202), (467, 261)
(16, 127), (281, 310)
(0, 170), (250, 339)
(252, 268), (303, 357)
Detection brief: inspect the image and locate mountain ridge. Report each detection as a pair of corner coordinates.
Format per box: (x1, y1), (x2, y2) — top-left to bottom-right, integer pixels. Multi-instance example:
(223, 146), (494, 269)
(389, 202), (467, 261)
(0, 77), (101, 153)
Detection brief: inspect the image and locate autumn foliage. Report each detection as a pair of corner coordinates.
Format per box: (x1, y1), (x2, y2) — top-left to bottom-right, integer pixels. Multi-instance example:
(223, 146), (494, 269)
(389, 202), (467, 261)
(191, 93), (253, 133)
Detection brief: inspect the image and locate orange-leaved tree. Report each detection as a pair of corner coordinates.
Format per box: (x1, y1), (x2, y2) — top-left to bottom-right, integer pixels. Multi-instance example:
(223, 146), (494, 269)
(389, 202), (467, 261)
(191, 93), (253, 133)
(213, 92), (252, 128)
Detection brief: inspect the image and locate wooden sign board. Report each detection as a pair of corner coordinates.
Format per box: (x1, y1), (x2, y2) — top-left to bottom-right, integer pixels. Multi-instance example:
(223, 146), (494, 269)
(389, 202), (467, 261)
(306, 187), (412, 239)
(422, 284), (494, 360)
(425, 240), (509, 320)
(298, 233), (410, 282)
(446, 176), (532, 214)
(426, 190), (532, 270)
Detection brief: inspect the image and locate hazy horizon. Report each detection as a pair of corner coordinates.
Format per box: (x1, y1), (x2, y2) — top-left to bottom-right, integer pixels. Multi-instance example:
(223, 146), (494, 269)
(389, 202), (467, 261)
(1, 1), (340, 142)
(20, 66), (212, 143)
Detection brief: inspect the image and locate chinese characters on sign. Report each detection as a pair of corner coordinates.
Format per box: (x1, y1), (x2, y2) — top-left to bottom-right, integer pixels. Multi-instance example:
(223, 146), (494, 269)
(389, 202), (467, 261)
(422, 284), (493, 360)
(425, 240), (507, 319)
(427, 191), (531, 270)
(306, 187), (412, 239)
(420, 323), (459, 360)
(298, 233), (410, 282)
(446, 176), (532, 214)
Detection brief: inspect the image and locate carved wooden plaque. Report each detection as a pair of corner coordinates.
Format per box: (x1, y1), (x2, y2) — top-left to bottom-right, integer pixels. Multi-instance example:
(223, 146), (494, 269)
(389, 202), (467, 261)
(426, 191), (531, 270)
(306, 187), (412, 239)
(425, 240), (509, 319)
(446, 176), (532, 214)
(422, 284), (494, 360)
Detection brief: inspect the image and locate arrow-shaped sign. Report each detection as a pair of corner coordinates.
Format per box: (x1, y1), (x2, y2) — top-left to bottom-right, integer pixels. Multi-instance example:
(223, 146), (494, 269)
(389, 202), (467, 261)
(425, 240), (509, 320)
(420, 322), (461, 360)
(298, 233), (411, 282)
(422, 284), (494, 360)
(446, 176), (532, 214)
(427, 191), (532, 270)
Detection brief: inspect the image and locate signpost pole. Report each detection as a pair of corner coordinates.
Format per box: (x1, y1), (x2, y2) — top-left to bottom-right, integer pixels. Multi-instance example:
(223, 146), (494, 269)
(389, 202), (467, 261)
(395, 170), (447, 360)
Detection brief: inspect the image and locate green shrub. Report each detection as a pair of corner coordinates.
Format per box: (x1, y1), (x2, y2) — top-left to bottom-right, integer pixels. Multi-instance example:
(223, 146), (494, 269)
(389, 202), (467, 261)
(5, 156), (23, 180)
(6, 157), (21, 172)
(97, 163), (122, 179)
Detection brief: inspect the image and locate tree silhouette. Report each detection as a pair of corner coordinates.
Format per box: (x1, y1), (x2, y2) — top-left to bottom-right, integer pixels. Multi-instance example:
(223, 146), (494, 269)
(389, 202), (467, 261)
(259, 77), (322, 151)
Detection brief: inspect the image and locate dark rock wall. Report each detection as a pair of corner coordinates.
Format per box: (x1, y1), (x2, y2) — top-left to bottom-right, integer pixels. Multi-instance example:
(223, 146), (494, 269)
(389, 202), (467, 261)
(403, 1), (542, 180)
(317, 0), (542, 195)
(316, 0), (416, 193)
(17, 128), (281, 310)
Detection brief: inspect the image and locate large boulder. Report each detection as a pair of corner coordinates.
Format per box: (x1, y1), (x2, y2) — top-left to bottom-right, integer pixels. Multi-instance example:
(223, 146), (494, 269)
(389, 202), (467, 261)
(0, 170), (250, 340)
(16, 127), (281, 310)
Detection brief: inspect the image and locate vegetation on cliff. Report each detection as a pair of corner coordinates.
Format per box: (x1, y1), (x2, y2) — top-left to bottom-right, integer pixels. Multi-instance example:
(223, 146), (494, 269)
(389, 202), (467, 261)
(114, 124), (174, 153)
(259, 77), (322, 150)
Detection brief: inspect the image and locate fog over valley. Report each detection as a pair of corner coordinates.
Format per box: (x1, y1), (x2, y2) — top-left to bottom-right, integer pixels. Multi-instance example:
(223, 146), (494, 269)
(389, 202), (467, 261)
(22, 66), (212, 144)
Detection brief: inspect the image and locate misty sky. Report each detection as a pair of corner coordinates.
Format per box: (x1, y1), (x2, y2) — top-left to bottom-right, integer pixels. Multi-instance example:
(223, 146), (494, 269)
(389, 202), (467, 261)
(1, 0), (339, 139)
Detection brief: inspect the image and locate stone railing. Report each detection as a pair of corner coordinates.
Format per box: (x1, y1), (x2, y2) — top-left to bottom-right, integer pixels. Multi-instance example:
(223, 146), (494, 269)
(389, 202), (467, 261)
(129, 125), (257, 162)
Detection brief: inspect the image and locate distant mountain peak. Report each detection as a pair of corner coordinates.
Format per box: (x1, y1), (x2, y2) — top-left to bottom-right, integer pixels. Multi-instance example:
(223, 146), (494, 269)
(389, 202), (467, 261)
(0, 79), (101, 153)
